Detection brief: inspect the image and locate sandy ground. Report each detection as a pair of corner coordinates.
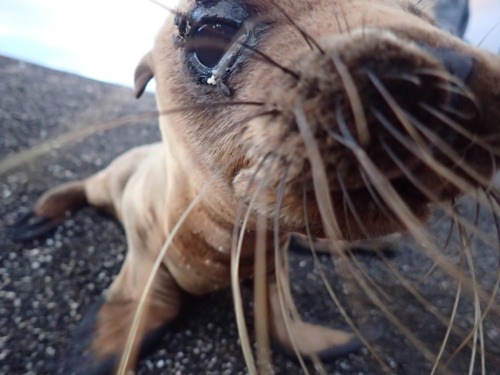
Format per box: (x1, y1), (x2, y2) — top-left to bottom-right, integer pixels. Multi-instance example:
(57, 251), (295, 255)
(0, 56), (499, 375)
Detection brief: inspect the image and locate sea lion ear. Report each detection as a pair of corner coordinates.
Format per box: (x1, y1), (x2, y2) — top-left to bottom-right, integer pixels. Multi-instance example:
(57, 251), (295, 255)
(134, 51), (154, 99)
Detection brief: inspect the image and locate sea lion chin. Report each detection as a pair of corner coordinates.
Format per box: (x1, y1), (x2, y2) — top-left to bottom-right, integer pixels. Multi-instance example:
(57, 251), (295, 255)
(11, 0), (500, 374)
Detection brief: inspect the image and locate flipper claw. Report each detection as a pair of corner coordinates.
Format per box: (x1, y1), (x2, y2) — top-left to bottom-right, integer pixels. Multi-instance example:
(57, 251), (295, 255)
(9, 211), (60, 242)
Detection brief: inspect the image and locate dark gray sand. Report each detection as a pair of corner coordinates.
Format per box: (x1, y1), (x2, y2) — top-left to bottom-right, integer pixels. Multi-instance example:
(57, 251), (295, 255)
(1, 56), (499, 375)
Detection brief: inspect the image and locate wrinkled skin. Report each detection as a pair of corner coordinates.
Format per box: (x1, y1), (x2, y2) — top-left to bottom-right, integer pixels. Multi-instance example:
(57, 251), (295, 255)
(12, 0), (500, 374)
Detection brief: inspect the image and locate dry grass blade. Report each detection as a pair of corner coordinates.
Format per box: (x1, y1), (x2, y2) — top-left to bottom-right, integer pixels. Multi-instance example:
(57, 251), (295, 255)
(0, 112), (158, 175)
(0, 101), (264, 176)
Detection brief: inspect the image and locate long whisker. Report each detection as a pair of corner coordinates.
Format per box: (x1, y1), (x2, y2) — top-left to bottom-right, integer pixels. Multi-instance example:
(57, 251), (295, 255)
(477, 20), (500, 48)
(446, 194), (500, 367)
(430, 216), (464, 375)
(416, 68), (478, 108)
(240, 42), (301, 80)
(373, 109), (498, 248)
(331, 53), (370, 145)
(0, 111), (156, 175)
(404, 111), (494, 188)
(334, 110), (490, 372)
(359, 168), (395, 221)
(0, 101), (265, 176)
(420, 103), (500, 158)
(297, 95), (398, 372)
(117, 173), (215, 375)
(368, 72), (427, 146)
(294, 98), (341, 240)
(301, 189), (393, 373)
(458, 219), (482, 375)
(272, 168), (315, 375)
(253, 209), (273, 375)
(231, 154), (274, 375)
(273, 3), (325, 54)
(149, 0), (175, 14)
(210, 109), (282, 142)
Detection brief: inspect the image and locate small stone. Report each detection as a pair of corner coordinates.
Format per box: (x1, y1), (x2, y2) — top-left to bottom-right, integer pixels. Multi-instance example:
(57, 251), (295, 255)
(45, 347), (56, 357)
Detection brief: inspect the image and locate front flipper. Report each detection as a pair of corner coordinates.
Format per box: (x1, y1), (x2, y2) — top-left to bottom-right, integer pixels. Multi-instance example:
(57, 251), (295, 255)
(10, 180), (87, 242)
(268, 281), (380, 361)
(57, 259), (183, 375)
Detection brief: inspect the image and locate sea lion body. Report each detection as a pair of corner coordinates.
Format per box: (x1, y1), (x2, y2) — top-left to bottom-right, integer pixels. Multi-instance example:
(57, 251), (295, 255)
(12, 0), (500, 374)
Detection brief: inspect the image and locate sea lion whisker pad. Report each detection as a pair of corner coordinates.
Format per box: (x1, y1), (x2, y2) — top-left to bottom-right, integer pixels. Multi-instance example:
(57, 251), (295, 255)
(13, 0), (500, 374)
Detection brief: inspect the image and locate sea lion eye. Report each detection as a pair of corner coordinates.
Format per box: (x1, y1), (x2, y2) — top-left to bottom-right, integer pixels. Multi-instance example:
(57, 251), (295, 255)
(192, 22), (239, 68)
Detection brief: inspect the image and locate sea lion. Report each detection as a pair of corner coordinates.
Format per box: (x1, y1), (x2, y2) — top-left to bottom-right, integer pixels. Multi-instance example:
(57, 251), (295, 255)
(10, 0), (500, 374)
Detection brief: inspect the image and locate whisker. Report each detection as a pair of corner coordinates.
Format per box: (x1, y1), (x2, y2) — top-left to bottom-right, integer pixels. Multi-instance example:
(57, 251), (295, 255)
(336, 171), (394, 300)
(383, 72), (422, 87)
(301, 189), (392, 374)
(336, 110), (498, 362)
(0, 111), (158, 175)
(359, 168), (395, 221)
(430, 218), (463, 375)
(458, 219), (482, 375)
(446, 193), (500, 367)
(368, 72), (426, 146)
(477, 20), (500, 48)
(331, 53), (370, 146)
(301, 94), (446, 371)
(273, 168), (315, 375)
(210, 109), (282, 142)
(417, 209), (456, 285)
(240, 42), (301, 80)
(420, 103), (500, 158)
(373, 109), (499, 248)
(294, 97), (342, 240)
(380, 129), (493, 258)
(117, 170), (216, 375)
(148, 0), (176, 14)
(0, 101), (265, 176)
(346, 122), (474, 342)
(273, 3), (325, 54)
(231, 154), (274, 375)
(254, 208), (272, 374)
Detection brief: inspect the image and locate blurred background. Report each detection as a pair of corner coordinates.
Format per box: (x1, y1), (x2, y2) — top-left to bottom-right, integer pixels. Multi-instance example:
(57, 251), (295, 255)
(0, 0), (499, 88)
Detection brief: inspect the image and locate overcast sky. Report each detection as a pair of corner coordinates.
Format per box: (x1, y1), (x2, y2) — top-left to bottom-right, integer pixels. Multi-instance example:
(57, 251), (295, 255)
(0, 0), (498, 88)
(0, 0), (178, 87)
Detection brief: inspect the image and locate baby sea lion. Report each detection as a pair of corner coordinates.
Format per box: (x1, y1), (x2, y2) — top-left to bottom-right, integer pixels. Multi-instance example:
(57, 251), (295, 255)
(11, 0), (500, 374)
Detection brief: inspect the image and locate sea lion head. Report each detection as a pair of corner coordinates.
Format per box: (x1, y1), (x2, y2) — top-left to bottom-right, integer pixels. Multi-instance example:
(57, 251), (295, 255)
(135, 0), (500, 240)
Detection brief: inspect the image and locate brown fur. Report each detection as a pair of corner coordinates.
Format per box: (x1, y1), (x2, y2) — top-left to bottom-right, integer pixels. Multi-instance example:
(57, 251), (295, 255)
(22, 0), (500, 373)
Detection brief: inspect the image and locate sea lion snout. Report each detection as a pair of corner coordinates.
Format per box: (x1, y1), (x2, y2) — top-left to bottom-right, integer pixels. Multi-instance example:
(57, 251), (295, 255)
(236, 27), (497, 238)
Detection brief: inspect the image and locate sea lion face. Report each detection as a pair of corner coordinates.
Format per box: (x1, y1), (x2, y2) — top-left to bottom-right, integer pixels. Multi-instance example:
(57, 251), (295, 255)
(141, 0), (500, 239)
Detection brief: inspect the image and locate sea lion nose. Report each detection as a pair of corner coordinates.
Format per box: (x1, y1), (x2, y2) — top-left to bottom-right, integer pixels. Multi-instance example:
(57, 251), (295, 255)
(419, 44), (475, 84)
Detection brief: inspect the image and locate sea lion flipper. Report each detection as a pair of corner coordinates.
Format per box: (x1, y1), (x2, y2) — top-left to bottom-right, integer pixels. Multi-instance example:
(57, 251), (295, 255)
(10, 180), (87, 242)
(58, 297), (180, 375)
(9, 212), (60, 242)
(59, 255), (183, 375)
(268, 280), (379, 361)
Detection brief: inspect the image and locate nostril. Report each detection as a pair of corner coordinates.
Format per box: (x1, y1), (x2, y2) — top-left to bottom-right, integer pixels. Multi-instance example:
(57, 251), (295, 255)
(419, 44), (474, 84)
